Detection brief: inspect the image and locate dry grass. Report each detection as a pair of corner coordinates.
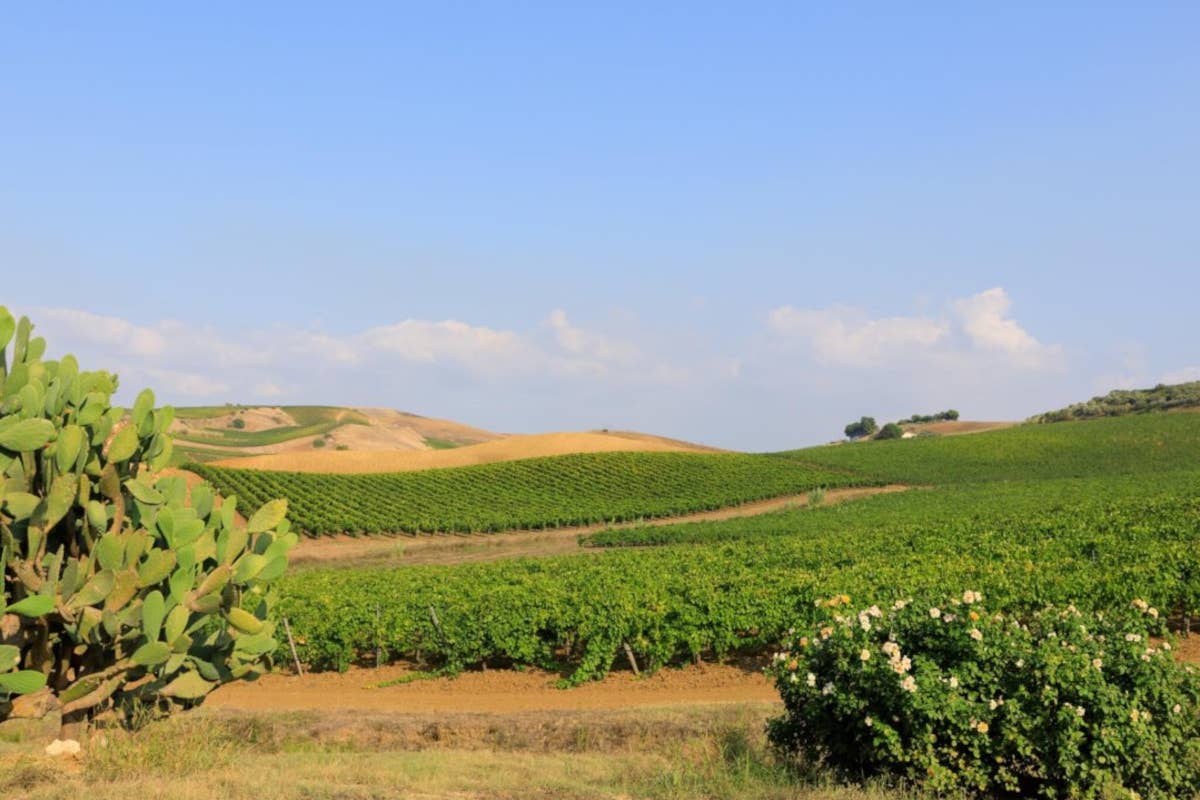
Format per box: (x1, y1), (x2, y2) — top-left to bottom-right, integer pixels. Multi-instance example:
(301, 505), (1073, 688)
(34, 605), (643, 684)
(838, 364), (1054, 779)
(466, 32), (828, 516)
(0, 706), (921, 800)
(212, 431), (718, 474)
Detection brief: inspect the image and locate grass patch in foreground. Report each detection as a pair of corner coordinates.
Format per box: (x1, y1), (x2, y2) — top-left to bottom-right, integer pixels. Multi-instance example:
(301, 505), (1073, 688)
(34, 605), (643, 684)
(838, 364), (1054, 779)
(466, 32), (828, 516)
(0, 708), (924, 800)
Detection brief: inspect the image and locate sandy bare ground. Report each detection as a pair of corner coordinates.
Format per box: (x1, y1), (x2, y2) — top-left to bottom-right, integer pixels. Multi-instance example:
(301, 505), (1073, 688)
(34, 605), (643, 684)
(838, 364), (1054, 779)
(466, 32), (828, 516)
(902, 420), (1017, 436)
(173, 406), (501, 458)
(172, 406), (299, 434)
(346, 407), (502, 449)
(213, 430), (719, 474)
(209, 621), (1200, 718)
(290, 485), (912, 568)
(208, 661), (778, 715)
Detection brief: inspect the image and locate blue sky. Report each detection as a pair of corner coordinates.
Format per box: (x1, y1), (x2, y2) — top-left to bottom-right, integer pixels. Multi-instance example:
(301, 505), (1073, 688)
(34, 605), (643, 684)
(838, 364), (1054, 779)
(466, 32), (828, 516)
(3, 3), (1197, 449)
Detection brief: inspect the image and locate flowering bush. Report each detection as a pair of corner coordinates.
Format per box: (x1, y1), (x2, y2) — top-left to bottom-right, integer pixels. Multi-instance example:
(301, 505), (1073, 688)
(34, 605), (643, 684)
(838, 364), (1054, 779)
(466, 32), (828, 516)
(767, 593), (1200, 798)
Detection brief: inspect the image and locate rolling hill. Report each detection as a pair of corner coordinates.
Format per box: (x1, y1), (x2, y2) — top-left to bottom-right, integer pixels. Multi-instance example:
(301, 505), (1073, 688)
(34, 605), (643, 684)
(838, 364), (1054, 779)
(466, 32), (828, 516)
(169, 405), (500, 464)
(1030, 380), (1200, 423)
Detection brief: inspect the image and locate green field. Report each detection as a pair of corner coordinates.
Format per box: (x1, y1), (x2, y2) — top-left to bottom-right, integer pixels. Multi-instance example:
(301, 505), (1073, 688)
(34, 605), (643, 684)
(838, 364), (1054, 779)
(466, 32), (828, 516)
(421, 436), (461, 450)
(191, 452), (869, 535)
(773, 411), (1200, 484)
(272, 412), (1200, 684)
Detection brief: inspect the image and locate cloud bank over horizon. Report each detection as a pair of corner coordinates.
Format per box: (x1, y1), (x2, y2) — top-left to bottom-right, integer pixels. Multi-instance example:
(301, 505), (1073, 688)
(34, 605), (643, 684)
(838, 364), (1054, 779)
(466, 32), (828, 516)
(10, 288), (1190, 450)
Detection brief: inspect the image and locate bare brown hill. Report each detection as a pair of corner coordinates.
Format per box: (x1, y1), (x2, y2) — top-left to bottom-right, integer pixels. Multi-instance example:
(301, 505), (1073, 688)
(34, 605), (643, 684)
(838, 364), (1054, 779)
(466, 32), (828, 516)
(173, 406), (500, 457)
(902, 420), (1016, 436)
(210, 430), (718, 474)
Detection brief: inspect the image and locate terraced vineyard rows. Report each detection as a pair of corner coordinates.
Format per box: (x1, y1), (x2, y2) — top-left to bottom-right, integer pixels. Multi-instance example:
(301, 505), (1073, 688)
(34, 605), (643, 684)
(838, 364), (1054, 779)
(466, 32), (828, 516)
(191, 451), (869, 536)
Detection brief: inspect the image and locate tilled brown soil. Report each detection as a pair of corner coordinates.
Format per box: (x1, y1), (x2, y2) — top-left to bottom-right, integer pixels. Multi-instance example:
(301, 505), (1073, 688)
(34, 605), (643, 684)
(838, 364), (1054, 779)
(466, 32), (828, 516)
(207, 661), (779, 715)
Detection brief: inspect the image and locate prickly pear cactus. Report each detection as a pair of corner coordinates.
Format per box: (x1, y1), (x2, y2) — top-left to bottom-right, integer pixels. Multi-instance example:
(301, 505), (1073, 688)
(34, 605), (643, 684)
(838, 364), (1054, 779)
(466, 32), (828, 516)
(0, 307), (295, 731)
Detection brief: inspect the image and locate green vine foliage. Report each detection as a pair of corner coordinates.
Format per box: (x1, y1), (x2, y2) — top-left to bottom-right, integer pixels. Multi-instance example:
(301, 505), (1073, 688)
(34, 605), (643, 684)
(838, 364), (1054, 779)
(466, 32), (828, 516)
(0, 307), (294, 730)
(278, 471), (1200, 685)
(192, 453), (867, 536)
(767, 594), (1200, 798)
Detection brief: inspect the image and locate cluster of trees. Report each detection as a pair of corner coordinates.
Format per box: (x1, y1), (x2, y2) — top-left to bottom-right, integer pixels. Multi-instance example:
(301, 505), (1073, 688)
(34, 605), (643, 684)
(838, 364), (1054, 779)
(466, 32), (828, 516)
(1031, 382), (1200, 423)
(843, 416), (878, 439)
(843, 409), (959, 440)
(896, 409), (959, 424)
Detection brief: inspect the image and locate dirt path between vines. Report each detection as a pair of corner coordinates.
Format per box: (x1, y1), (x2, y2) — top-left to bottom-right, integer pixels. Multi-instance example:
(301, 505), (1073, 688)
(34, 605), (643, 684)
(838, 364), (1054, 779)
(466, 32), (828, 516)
(208, 661), (779, 715)
(207, 628), (1200, 718)
(290, 484), (912, 568)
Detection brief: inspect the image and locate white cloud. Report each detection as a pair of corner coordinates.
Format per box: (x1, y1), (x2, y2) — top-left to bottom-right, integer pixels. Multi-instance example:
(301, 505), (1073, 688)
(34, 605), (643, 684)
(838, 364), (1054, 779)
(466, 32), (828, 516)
(1162, 366), (1200, 384)
(10, 290), (1082, 449)
(362, 319), (537, 373)
(141, 368), (230, 396)
(34, 307), (168, 357)
(18, 305), (687, 405)
(545, 309), (639, 364)
(284, 330), (362, 366)
(950, 287), (1060, 367)
(767, 287), (1060, 371)
(767, 305), (948, 367)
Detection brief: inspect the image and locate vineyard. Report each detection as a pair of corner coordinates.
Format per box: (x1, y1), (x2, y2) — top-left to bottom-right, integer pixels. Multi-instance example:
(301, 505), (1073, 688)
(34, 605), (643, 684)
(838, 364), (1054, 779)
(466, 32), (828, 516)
(278, 470), (1200, 684)
(270, 412), (1200, 687)
(190, 451), (868, 535)
(776, 411), (1200, 485)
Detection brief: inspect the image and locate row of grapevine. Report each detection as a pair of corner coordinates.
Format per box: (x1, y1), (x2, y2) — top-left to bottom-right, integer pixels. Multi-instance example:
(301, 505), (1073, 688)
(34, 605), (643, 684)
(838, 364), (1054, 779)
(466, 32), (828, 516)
(276, 473), (1200, 683)
(582, 470), (1199, 548)
(779, 412), (1200, 485)
(191, 452), (870, 536)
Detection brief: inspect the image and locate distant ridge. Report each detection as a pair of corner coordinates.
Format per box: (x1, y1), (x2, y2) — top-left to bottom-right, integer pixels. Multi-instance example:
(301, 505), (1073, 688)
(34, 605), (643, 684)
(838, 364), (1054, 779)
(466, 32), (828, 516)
(1030, 381), (1200, 423)
(169, 405), (499, 464)
(206, 430), (719, 474)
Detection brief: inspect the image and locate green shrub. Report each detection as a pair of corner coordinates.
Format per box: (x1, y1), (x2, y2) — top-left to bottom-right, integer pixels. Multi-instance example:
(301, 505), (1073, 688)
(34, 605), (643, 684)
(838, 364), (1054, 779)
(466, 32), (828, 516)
(767, 593), (1200, 798)
(0, 307), (295, 735)
(897, 410), (960, 425)
(312, 438), (326, 448)
(875, 423), (903, 440)
(229, 417), (246, 430)
(1032, 381), (1200, 423)
(844, 417), (877, 440)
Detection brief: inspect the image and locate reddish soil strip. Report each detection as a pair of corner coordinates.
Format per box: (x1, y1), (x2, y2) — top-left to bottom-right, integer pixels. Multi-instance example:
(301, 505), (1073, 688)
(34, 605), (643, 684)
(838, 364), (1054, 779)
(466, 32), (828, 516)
(208, 634), (1200, 718)
(207, 662), (779, 715)
(290, 484), (912, 568)
(1168, 632), (1200, 663)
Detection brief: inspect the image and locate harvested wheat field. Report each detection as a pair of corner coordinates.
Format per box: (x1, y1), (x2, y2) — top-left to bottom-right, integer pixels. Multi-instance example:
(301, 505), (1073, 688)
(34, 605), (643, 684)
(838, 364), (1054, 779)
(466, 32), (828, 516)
(211, 430), (720, 474)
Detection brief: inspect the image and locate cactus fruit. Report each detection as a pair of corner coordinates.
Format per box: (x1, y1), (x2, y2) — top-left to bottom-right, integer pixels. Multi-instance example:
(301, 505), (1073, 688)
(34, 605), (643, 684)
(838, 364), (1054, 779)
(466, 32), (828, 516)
(0, 306), (294, 734)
